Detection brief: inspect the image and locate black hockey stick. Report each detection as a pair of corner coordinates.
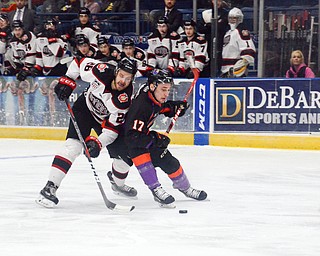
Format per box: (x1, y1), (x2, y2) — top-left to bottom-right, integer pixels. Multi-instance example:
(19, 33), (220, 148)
(165, 54), (199, 134)
(65, 99), (135, 212)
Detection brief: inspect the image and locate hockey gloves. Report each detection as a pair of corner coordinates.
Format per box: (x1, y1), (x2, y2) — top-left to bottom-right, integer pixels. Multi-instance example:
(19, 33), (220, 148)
(16, 68), (30, 81)
(163, 100), (189, 118)
(149, 131), (170, 149)
(54, 76), (76, 101)
(233, 58), (249, 77)
(30, 65), (42, 77)
(85, 136), (102, 158)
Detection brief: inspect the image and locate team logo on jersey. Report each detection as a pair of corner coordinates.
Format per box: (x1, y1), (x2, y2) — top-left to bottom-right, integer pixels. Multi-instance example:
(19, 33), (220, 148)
(223, 35), (230, 46)
(43, 46), (53, 56)
(118, 93), (129, 103)
(16, 49), (26, 59)
(155, 46), (169, 58)
(96, 63), (108, 72)
(241, 30), (249, 36)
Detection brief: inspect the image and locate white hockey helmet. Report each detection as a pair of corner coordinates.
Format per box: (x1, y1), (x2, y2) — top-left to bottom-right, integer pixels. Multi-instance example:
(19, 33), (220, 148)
(228, 7), (243, 29)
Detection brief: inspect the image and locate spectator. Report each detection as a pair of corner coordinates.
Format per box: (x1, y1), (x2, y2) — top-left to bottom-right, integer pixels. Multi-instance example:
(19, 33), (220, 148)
(150, 0), (183, 33)
(221, 7), (256, 77)
(198, 0), (230, 76)
(60, 0), (81, 19)
(101, 0), (133, 14)
(40, 0), (65, 16)
(10, 20), (37, 79)
(170, 20), (209, 79)
(8, 0), (38, 32)
(0, 13), (13, 75)
(1, 0), (16, 12)
(285, 50), (315, 78)
(85, 0), (101, 15)
(146, 16), (180, 70)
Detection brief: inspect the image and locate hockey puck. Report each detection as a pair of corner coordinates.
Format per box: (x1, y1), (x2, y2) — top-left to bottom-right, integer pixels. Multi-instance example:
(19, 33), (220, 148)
(179, 210), (188, 214)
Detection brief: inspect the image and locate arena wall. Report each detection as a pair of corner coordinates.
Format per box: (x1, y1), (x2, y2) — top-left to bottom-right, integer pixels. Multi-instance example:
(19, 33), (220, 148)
(1, 76), (320, 150)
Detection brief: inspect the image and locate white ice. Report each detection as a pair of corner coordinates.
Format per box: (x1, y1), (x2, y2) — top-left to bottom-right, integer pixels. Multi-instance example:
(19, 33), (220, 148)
(0, 139), (320, 256)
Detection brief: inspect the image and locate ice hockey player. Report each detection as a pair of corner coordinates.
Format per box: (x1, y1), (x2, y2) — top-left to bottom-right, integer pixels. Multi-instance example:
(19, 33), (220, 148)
(221, 7), (256, 77)
(36, 57), (138, 208)
(146, 16), (180, 70)
(120, 38), (147, 77)
(17, 18), (69, 81)
(0, 13), (13, 75)
(74, 34), (97, 58)
(124, 69), (207, 208)
(10, 20), (37, 81)
(95, 35), (120, 65)
(68, 7), (101, 49)
(169, 19), (209, 78)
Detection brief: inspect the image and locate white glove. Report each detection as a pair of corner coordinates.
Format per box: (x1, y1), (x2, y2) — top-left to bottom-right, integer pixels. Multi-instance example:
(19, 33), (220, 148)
(233, 58), (249, 77)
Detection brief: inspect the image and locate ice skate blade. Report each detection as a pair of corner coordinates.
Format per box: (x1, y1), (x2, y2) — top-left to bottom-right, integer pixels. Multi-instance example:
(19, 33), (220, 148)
(35, 195), (56, 208)
(112, 190), (138, 200)
(158, 202), (176, 209)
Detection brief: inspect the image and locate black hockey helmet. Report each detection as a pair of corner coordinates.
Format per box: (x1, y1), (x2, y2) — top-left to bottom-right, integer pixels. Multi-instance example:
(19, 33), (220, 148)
(12, 20), (24, 29)
(44, 17), (59, 27)
(79, 7), (91, 16)
(157, 16), (168, 25)
(147, 69), (173, 87)
(0, 13), (8, 22)
(122, 38), (134, 48)
(117, 57), (137, 75)
(76, 34), (90, 46)
(183, 19), (197, 28)
(97, 35), (109, 46)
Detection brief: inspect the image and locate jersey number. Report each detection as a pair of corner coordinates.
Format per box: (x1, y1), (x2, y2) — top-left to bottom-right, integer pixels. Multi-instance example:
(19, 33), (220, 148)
(132, 120), (144, 132)
(116, 113), (125, 123)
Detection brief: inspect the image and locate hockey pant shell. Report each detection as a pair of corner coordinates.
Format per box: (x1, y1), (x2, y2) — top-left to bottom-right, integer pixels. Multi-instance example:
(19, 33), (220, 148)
(130, 147), (190, 191)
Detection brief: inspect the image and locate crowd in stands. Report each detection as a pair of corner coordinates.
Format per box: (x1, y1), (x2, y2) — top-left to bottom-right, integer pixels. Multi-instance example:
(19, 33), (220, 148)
(0, 0), (315, 79)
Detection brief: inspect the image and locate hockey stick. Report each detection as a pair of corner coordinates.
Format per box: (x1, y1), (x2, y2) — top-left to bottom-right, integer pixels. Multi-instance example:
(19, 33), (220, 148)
(65, 100), (135, 212)
(165, 54), (199, 134)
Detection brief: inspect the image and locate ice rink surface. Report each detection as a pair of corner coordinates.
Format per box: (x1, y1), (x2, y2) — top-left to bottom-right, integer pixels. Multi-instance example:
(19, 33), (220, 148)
(0, 138), (320, 256)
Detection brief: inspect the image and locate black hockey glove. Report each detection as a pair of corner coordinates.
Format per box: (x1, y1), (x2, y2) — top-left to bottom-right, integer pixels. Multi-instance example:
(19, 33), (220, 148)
(85, 136), (102, 158)
(186, 69), (194, 79)
(16, 68), (30, 81)
(54, 76), (76, 101)
(30, 65), (42, 77)
(149, 131), (170, 149)
(163, 100), (189, 118)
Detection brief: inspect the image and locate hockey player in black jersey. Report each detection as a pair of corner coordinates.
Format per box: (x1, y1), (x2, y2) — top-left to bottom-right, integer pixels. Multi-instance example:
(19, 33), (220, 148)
(124, 69), (207, 208)
(36, 57), (138, 208)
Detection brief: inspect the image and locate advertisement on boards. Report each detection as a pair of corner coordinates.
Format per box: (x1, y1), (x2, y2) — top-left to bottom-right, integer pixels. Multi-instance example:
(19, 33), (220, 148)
(214, 79), (320, 132)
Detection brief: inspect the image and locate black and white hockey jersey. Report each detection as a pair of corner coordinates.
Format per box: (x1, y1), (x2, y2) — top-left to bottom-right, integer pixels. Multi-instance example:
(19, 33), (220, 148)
(147, 30), (180, 69)
(10, 31), (37, 68)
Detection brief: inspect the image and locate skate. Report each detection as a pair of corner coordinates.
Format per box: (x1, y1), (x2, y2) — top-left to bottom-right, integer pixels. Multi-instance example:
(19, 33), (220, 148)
(179, 186), (207, 201)
(152, 186), (175, 208)
(36, 181), (59, 208)
(107, 171), (137, 198)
